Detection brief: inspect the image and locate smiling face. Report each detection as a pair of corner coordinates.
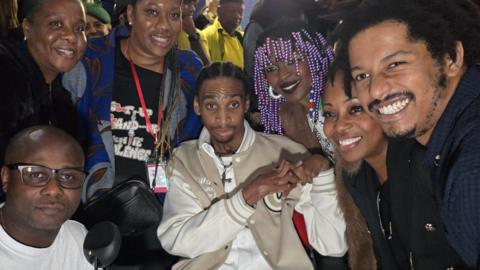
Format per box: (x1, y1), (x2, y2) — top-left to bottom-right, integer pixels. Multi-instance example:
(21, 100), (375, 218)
(348, 21), (458, 143)
(323, 72), (387, 163)
(85, 14), (110, 38)
(265, 49), (312, 103)
(23, 0), (86, 83)
(194, 76), (249, 154)
(127, 0), (182, 60)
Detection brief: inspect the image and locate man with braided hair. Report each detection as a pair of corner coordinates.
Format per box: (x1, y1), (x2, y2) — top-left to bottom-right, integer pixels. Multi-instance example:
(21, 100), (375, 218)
(158, 62), (347, 270)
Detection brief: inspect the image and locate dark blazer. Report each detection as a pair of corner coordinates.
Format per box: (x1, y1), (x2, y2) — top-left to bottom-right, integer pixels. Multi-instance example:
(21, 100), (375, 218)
(424, 64), (480, 268)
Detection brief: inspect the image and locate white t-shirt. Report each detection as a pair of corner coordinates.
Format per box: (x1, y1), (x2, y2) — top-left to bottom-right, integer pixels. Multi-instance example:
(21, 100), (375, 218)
(0, 220), (93, 270)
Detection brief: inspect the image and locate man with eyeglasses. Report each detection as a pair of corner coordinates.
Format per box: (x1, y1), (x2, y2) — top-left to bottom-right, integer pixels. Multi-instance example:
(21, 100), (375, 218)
(0, 126), (92, 270)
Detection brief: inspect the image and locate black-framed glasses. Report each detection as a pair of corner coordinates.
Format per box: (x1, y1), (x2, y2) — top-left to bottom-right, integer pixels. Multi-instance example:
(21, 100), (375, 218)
(6, 163), (85, 189)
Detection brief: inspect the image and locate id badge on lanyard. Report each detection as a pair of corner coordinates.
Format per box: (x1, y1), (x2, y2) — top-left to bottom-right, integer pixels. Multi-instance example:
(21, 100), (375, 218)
(146, 154), (169, 193)
(128, 55), (169, 194)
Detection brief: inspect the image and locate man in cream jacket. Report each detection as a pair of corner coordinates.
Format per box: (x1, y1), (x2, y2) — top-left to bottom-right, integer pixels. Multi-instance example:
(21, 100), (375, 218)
(158, 62), (346, 269)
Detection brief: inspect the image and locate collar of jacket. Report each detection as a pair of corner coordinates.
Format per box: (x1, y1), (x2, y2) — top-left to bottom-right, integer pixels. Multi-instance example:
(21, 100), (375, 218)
(198, 120), (255, 160)
(425, 64), (480, 168)
(213, 18), (243, 37)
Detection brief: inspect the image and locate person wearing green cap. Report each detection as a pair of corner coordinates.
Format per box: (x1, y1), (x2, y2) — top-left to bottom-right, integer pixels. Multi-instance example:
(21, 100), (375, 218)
(84, 0), (111, 39)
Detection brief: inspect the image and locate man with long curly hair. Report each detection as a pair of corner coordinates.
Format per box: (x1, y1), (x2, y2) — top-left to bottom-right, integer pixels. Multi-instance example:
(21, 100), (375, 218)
(334, 0), (480, 267)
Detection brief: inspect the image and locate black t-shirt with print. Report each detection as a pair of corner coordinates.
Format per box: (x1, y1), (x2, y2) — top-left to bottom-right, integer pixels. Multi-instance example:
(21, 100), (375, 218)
(111, 39), (163, 184)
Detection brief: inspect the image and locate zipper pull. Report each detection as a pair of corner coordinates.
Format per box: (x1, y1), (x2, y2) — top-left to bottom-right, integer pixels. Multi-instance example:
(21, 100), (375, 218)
(409, 251), (415, 270)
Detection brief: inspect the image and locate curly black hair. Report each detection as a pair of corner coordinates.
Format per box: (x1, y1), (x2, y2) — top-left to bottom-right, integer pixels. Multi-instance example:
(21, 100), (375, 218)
(331, 0), (480, 95)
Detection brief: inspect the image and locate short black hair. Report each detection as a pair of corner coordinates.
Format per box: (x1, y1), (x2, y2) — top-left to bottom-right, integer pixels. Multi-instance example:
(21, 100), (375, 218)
(22, 0), (45, 21)
(23, 0), (83, 22)
(331, 0), (480, 95)
(326, 58), (352, 97)
(195, 62), (250, 97)
(4, 125), (84, 165)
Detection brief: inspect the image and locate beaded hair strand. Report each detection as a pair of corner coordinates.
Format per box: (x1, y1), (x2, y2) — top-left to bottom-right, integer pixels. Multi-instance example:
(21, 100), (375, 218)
(254, 29), (334, 134)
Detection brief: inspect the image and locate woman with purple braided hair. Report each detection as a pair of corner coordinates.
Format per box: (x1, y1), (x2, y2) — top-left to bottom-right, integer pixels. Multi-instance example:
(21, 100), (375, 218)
(253, 20), (350, 269)
(253, 19), (335, 160)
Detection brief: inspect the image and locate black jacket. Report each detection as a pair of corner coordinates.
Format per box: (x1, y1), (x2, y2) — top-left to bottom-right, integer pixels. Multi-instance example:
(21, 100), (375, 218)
(0, 37), (82, 166)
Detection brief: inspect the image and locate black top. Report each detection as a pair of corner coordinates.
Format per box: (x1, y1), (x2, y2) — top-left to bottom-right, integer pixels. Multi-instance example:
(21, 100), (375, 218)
(111, 40), (163, 184)
(343, 162), (398, 270)
(386, 138), (469, 269)
(0, 37), (81, 165)
(0, 37), (81, 202)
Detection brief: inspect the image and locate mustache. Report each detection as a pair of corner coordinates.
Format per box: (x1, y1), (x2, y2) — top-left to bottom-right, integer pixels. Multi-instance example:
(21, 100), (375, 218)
(368, 92), (414, 112)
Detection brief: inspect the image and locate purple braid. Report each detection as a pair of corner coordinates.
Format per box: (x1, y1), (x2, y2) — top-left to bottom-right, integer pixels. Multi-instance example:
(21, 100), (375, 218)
(253, 30), (334, 134)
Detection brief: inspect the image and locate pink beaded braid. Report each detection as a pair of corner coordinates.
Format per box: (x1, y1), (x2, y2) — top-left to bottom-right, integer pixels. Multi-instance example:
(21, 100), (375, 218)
(254, 29), (334, 134)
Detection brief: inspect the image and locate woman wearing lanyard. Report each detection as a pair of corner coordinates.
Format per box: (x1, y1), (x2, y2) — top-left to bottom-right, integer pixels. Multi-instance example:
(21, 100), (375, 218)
(63, 0), (203, 202)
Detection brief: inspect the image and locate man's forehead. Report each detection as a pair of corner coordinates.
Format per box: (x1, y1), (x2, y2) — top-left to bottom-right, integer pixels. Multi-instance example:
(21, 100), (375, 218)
(201, 90), (244, 100)
(5, 127), (83, 164)
(351, 20), (410, 45)
(349, 21), (420, 65)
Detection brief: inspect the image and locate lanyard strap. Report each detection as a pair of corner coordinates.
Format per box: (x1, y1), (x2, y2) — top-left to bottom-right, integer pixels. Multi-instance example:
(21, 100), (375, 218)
(128, 60), (164, 144)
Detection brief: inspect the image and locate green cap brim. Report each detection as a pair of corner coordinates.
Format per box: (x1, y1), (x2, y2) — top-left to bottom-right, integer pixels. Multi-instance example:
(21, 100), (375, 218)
(85, 3), (111, 24)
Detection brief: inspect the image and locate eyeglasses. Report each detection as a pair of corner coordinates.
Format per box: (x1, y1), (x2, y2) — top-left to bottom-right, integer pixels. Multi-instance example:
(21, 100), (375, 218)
(6, 163), (85, 189)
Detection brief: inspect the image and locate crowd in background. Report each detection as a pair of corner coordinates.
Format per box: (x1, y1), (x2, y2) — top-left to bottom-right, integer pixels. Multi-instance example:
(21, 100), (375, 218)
(0, 0), (480, 270)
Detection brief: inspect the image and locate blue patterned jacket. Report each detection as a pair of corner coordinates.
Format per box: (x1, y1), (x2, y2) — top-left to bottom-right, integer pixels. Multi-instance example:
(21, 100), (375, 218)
(63, 27), (203, 201)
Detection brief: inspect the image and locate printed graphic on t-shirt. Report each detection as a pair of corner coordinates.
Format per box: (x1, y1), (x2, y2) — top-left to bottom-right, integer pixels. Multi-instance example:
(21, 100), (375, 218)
(111, 39), (163, 183)
(111, 101), (157, 162)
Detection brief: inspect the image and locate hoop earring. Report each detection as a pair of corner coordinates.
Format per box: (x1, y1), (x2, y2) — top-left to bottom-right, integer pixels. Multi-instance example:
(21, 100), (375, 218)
(268, 86), (282, 100)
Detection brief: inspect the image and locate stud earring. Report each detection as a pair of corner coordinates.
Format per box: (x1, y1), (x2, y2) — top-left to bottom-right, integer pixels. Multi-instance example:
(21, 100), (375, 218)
(268, 86), (282, 100)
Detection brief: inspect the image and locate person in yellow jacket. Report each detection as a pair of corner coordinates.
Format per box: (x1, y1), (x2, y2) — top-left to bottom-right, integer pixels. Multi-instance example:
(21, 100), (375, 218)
(178, 0), (210, 65)
(200, 0), (244, 69)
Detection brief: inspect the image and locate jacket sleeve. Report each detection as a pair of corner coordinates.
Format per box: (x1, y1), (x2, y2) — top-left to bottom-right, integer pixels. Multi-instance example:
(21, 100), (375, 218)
(62, 61), (113, 202)
(295, 168), (348, 257)
(175, 51), (204, 144)
(157, 166), (256, 258)
(441, 129), (480, 268)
